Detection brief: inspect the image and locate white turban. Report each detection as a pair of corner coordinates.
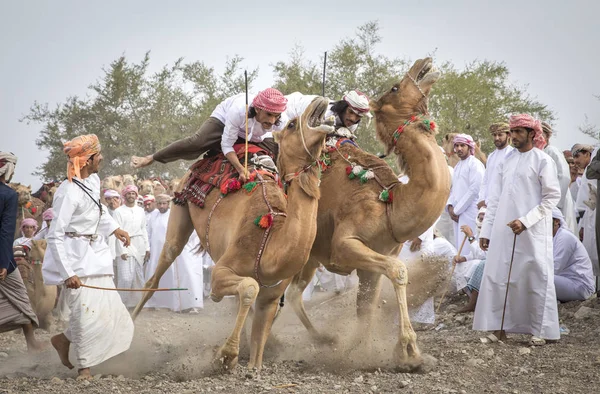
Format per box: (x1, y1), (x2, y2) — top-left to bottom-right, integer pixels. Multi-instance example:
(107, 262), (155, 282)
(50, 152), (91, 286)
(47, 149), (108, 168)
(343, 90), (372, 118)
(104, 189), (120, 199)
(0, 152), (17, 181)
(551, 208), (566, 228)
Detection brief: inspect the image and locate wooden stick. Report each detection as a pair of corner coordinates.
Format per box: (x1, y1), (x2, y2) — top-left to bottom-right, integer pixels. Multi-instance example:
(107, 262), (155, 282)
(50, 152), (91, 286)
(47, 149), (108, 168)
(500, 233), (518, 333)
(436, 233), (469, 313)
(80, 284), (187, 292)
(244, 70), (249, 179)
(322, 51), (327, 97)
(272, 383), (298, 389)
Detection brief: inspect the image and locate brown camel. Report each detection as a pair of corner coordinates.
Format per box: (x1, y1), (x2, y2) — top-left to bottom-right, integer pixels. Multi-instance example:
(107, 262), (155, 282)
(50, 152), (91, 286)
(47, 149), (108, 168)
(283, 58), (451, 368)
(442, 133), (487, 167)
(9, 183), (44, 237)
(131, 97), (334, 370)
(18, 240), (58, 330)
(137, 179), (154, 196)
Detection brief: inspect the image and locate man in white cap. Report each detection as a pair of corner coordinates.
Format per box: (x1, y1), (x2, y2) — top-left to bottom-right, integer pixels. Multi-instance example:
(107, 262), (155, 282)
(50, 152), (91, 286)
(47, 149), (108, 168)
(103, 189), (121, 217)
(284, 89), (371, 136)
(113, 185), (150, 308)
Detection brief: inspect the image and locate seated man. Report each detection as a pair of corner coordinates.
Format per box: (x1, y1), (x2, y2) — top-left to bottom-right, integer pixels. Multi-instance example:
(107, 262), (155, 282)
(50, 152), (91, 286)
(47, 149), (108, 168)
(552, 208), (595, 302)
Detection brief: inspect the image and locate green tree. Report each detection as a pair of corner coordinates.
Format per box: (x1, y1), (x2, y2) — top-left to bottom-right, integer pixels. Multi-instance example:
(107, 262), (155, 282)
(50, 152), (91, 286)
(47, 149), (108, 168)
(578, 95), (599, 144)
(428, 60), (555, 153)
(23, 53), (257, 181)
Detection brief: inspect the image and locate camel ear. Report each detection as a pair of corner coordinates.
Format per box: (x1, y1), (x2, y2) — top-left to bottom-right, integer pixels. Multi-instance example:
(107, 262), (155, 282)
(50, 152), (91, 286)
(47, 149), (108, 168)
(272, 131), (282, 143)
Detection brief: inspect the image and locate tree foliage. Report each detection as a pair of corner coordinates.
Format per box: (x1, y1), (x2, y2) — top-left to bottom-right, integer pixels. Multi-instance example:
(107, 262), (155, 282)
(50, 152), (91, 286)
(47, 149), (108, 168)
(25, 21), (556, 181)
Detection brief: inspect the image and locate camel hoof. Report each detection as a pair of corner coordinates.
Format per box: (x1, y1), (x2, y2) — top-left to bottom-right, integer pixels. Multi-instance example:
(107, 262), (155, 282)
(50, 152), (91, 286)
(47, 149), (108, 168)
(393, 344), (423, 373)
(213, 346), (239, 372)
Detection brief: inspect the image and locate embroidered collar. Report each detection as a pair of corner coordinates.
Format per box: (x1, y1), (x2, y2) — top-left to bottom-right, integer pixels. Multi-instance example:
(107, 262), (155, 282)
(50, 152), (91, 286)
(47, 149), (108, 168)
(392, 114), (437, 145)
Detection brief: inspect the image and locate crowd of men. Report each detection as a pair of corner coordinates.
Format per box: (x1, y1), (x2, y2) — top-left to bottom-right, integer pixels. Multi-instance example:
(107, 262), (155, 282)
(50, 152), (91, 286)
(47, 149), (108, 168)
(1, 86), (598, 378)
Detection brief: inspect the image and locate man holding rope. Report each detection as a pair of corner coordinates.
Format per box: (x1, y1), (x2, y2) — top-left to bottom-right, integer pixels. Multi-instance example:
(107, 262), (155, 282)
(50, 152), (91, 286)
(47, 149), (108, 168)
(43, 134), (133, 379)
(473, 114), (561, 345)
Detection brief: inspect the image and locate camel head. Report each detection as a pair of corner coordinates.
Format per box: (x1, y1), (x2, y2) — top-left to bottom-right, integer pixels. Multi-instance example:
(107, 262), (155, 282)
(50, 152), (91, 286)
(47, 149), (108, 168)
(102, 175), (124, 193)
(153, 181), (166, 196)
(138, 179), (154, 196)
(274, 96), (334, 199)
(442, 133), (457, 156)
(371, 57), (441, 154)
(122, 174), (135, 187)
(9, 183), (32, 206)
(169, 178), (181, 195)
(47, 185), (58, 204)
(29, 239), (47, 262)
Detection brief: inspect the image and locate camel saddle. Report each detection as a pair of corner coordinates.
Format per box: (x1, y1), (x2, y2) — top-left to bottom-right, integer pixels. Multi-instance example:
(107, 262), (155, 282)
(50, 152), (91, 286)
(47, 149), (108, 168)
(174, 144), (276, 208)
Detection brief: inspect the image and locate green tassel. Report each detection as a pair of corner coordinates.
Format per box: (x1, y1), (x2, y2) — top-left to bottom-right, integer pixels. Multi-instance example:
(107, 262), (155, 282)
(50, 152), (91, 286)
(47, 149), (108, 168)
(348, 172), (356, 180)
(379, 189), (389, 202)
(243, 182), (257, 193)
(358, 169), (368, 184)
(423, 119), (430, 128)
(253, 215), (262, 226)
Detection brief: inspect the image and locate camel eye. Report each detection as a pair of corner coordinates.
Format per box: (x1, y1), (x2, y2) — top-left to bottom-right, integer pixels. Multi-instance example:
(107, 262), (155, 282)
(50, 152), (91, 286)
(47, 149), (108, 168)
(391, 86), (399, 92)
(287, 121), (296, 129)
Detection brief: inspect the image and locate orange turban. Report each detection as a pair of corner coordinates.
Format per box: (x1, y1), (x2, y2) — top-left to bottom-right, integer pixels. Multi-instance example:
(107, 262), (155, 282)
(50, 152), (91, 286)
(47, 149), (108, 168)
(63, 134), (101, 181)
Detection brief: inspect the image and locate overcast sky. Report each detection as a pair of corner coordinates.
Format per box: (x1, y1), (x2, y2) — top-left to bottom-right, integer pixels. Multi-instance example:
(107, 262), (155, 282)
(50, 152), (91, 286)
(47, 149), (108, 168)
(1, 0), (599, 189)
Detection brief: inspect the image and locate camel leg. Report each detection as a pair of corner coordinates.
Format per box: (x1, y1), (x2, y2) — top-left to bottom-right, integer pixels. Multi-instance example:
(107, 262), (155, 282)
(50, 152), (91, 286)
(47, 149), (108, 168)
(211, 265), (259, 371)
(132, 203), (194, 320)
(286, 257), (338, 344)
(247, 284), (287, 370)
(352, 269), (383, 347)
(330, 236), (420, 368)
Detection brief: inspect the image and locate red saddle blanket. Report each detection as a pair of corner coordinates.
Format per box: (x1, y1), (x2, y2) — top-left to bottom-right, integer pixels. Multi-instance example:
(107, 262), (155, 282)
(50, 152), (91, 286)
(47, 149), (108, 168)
(173, 144), (270, 208)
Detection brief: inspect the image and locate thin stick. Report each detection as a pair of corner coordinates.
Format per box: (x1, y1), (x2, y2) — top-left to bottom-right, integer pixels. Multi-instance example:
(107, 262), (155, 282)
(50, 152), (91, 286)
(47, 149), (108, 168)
(500, 233), (518, 333)
(272, 383), (298, 389)
(436, 233), (469, 313)
(322, 51), (327, 97)
(80, 284), (187, 292)
(244, 70), (249, 179)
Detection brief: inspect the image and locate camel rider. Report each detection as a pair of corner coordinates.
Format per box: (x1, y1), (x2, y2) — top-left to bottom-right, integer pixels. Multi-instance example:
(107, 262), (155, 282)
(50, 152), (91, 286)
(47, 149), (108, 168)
(131, 88), (288, 182)
(284, 90), (371, 136)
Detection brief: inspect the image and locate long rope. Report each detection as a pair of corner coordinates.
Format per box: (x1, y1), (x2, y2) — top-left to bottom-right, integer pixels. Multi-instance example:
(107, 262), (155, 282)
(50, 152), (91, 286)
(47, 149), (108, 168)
(436, 233), (469, 313)
(244, 70), (249, 179)
(80, 284), (187, 292)
(500, 233), (518, 333)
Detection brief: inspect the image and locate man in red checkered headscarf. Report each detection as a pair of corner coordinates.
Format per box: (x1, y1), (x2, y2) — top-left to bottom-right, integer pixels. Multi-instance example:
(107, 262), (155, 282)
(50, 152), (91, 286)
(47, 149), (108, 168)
(131, 88), (288, 183)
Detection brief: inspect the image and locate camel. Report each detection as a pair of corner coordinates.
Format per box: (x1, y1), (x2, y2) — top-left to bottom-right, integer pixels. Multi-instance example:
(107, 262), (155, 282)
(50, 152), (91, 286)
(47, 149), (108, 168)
(122, 174), (136, 186)
(8, 183), (44, 237)
(138, 179), (154, 196)
(18, 240), (58, 330)
(101, 175), (124, 193)
(132, 97), (334, 370)
(283, 58), (451, 368)
(168, 178), (181, 196)
(442, 132), (487, 167)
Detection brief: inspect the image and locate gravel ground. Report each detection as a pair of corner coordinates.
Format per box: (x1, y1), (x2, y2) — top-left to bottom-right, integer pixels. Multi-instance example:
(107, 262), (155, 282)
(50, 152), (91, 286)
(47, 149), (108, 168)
(1, 284), (599, 394)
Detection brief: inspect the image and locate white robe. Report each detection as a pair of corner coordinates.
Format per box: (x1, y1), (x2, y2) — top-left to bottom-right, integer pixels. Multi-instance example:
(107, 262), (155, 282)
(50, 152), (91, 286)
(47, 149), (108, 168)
(42, 174), (133, 368)
(400, 225), (435, 324)
(473, 148), (561, 340)
(113, 204), (149, 307)
(553, 227), (595, 298)
(436, 166), (455, 242)
(478, 145), (514, 206)
(575, 168), (599, 275)
(145, 209), (179, 309)
(447, 155), (485, 255)
(545, 145), (577, 233)
(171, 232), (204, 311)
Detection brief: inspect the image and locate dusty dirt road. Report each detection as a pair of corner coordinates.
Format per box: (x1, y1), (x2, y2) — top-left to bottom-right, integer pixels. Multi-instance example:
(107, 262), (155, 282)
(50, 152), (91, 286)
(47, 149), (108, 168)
(1, 285), (599, 394)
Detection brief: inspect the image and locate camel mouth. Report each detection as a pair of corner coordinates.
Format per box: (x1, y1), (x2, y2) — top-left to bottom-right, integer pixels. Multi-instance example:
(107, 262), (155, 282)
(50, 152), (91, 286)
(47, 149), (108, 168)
(416, 60), (434, 82)
(306, 97), (332, 129)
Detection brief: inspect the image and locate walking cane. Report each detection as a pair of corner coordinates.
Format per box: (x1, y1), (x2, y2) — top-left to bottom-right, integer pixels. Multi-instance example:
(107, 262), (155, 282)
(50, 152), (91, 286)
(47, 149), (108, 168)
(436, 233), (469, 313)
(243, 70), (249, 180)
(80, 284), (187, 292)
(499, 233), (518, 334)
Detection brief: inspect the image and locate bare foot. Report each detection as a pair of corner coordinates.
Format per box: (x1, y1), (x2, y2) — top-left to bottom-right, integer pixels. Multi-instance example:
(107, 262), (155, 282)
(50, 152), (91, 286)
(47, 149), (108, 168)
(77, 368), (92, 380)
(51, 334), (74, 369)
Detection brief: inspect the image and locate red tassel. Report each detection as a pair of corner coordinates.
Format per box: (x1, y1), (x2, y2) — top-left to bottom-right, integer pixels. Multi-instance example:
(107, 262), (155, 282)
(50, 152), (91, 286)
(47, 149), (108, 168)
(430, 121), (436, 130)
(388, 191), (394, 202)
(255, 213), (273, 229)
(346, 166), (353, 175)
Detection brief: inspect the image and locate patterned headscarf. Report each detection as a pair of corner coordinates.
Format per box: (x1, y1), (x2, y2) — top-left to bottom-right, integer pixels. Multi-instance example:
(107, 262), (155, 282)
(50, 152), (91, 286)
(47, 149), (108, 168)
(541, 121), (553, 137)
(104, 189), (120, 199)
(489, 122), (510, 134)
(453, 133), (476, 155)
(0, 152), (17, 181)
(509, 114), (546, 150)
(21, 218), (39, 231)
(42, 208), (55, 221)
(156, 193), (171, 203)
(252, 88), (288, 113)
(143, 194), (155, 203)
(63, 134), (101, 181)
(121, 184), (139, 198)
(343, 90), (372, 118)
